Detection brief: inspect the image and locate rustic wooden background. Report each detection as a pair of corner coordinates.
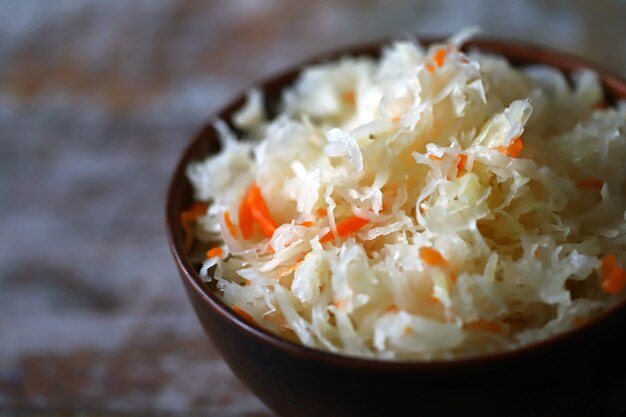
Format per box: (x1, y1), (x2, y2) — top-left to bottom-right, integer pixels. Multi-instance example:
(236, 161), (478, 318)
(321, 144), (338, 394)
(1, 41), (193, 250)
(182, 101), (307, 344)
(1, 0), (626, 416)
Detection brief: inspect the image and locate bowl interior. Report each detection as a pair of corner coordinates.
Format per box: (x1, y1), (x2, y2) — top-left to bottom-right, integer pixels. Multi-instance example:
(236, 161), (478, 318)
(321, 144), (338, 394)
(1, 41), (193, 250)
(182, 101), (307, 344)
(166, 37), (626, 368)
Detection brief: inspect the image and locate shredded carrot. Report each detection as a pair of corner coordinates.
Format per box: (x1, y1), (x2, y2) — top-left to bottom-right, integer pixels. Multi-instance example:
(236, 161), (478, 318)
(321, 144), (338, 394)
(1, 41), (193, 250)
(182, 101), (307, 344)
(180, 212), (198, 223)
(248, 183), (278, 237)
(391, 115), (400, 122)
(341, 91), (355, 105)
(206, 247), (223, 259)
(425, 63), (435, 73)
(320, 215), (369, 243)
(194, 203), (209, 214)
(509, 136), (524, 157)
(180, 212), (195, 250)
(266, 245), (275, 254)
(428, 154), (444, 161)
(496, 136), (524, 158)
(241, 182), (278, 238)
(602, 265), (626, 295)
(456, 153), (467, 175)
(599, 255), (626, 295)
(420, 247), (447, 267)
(578, 178), (603, 190)
(430, 296), (441, 304)
(300, 221), (314, 228)
(238, 190), (255, 240)
(232, 305), (254, 322)
(385, 304), (399, 313)
(316, 207), (327, 217)
(267, 313), (288, 326)
(180, 202), (208, 250)
(403, 326), (414, 335)
(464, 320), (500, 333)
(223, 211), (238, 238)
(601, 255), (617, 276)
(335, 299), (347, 309)
(244, 279), (252, 286)
(433, 48), (447, 67)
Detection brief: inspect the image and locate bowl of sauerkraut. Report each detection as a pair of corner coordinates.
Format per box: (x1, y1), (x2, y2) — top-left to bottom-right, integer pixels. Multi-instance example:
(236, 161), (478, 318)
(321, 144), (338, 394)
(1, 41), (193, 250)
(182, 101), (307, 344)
(167, 30), (626, 417)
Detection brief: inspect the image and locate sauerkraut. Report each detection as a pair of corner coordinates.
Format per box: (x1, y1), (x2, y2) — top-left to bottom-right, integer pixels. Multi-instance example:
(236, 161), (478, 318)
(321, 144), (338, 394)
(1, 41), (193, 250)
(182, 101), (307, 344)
(184, 30), (626, 360)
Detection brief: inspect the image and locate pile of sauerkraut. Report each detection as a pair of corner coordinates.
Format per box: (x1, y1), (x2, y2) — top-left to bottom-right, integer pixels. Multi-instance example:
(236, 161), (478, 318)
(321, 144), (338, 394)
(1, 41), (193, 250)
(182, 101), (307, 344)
(186, 30), (626, 360)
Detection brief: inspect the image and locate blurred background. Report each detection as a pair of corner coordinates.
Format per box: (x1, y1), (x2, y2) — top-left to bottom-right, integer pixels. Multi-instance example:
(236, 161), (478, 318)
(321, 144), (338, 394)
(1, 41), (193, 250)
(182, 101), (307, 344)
(1, 0), (626, 416)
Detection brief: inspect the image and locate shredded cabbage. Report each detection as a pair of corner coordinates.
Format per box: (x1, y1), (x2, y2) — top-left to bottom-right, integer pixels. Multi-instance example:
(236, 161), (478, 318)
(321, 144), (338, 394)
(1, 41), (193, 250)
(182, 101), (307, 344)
(186, 31), (626, 360)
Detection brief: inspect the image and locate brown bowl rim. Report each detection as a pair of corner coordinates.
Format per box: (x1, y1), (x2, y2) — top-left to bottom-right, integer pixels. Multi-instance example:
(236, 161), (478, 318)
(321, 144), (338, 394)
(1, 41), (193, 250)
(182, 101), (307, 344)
(166, 36), (626, 371)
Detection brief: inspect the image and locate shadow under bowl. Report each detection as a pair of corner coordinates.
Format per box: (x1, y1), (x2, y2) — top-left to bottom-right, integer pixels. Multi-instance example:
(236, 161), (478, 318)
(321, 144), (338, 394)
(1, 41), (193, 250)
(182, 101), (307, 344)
(166, 37), (626, 417)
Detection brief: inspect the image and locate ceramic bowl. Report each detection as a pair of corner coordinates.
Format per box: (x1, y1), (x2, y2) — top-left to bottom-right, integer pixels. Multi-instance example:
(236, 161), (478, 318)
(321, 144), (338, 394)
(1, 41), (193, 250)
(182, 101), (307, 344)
(166, 38), (626, 417)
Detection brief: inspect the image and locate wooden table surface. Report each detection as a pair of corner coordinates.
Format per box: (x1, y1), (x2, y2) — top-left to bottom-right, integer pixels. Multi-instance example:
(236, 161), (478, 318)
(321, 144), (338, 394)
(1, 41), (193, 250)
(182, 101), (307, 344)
(1, 1), (626, 416)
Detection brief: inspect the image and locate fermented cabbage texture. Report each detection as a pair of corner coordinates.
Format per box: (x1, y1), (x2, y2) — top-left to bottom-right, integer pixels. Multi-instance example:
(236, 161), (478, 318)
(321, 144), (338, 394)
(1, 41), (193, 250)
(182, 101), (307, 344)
(186, 31), (626, 360)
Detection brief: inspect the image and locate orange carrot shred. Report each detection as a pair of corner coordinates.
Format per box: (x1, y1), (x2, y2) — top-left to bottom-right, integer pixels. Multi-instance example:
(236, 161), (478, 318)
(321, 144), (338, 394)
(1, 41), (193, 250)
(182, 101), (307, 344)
(232, 305), (254, 322)
(206, 247), (223, 259)
(600, 255), (625, 295)
(320, 215), (369, 243)
(434, 48), (447, 67)
(403, 326), (414, 335)
(420, 247), (447, 267)
(602, 265), (626, 295)
(601, 255), (617, 276)
(238, 190), (255, 240)
(190, 202), (208, 214)
(578, 178), (603, 190)
(335, 299), (347, 309)
(428, 154), (444, 161)
(508, 136), (524, 157)
(385, 304), (399, 313)
(430, 296), (441, 304)
(247, 183), (278, 237)
(180, 213), (195, 250)
(300, 221), (314, 228)
(223, 211), (238, 238)
(425, 63), (435, 73)
(465, 320), (500, 333)
(316, 208), (327, 217)
(496, 136), (524, 158)
(391, 115), (400, 122)
(267, 314), (287, 326)
(457, 154), (467, 175)
(238, 182), (277, 240)
(341, 91), (355, 104)
(180, 203), (208, 250)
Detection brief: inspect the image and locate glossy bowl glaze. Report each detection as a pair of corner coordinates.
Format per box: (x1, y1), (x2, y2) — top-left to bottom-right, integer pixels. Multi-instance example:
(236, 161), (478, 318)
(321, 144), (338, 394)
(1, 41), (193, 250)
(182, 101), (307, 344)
(166, 38), (626, 417)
